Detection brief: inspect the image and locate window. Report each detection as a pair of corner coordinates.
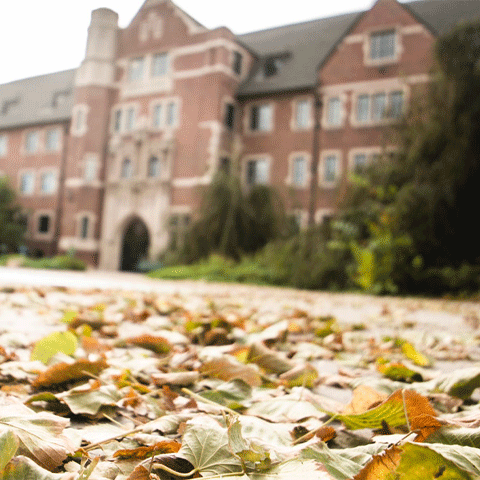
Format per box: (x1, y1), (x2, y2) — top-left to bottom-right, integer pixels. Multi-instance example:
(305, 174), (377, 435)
(296, 100), (310, 129)
(80, 216), (89, 239)
(219, 157), (230, 175)
(224, 103), (235, 129)
(371, 93), (387, 121)
(370, 30), (396, 61)
(153, 104), (162, 128)
(129, 57), (144, 81)
(114, 110), (122, 133)
(250, 104), (272, 132)
(169, 213), (191, 250)
(389, 91), (404, 118)
(0, 135), (7, 156)
(148, 156), (161, 177)
(126, 107), (136, 131)
(323, 155), (338, 184)
(233, 51), (243, 75)
(356, 95), (370, 123)
(353, 154), (368, 174)
(45, 129), (60, 151)
(121, 158), (133, 179)
(292, 156), (307, 187)
(84, 156), (98, 182)
(73, 108), (87, 135)
(40, 172), (56, 194)
(20, 172), (34, 195)
(25, 131), (38, 154)
(327, 97), (341, 126)
(246, 158), (269, 186)
(166, 101), (177, 127)
(152, 53), (168, 76)
(38, 215), (50, 234)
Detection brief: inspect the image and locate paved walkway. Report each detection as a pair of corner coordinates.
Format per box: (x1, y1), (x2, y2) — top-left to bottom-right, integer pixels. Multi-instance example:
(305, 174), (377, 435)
(1, 266), (479, 336)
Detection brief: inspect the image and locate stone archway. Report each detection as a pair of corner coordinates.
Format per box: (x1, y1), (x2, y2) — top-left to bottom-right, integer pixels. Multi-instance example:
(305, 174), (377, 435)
(120, 217), (150, 272)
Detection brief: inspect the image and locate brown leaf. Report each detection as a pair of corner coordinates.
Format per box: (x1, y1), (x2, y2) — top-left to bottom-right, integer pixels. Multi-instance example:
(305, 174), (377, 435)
(390, 390), (441, 442)
(125, 334), (172, 355)
(315, 426), (336, 442)
(247, 342), (294, 374)
(342, 386), (388, 415)
(152, 371), (200, 387)
(353, 445), (402, 480)
(32, 357), (108, 389)
(200, 356), (262, 387)
(114, 441), (181, 459)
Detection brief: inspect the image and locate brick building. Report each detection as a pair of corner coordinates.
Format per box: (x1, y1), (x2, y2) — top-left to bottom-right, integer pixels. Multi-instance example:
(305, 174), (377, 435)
(0, 0), (479, 269)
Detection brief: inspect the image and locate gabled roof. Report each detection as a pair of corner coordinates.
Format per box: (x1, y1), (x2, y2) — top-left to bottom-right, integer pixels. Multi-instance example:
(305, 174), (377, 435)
(237, 0), (480, 97)
(0, 69), (75, 130)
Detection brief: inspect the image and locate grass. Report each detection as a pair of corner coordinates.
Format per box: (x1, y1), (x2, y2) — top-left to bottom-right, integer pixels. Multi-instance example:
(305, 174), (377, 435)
(0, 254), (87, 271)
(148, 254), (284, 285)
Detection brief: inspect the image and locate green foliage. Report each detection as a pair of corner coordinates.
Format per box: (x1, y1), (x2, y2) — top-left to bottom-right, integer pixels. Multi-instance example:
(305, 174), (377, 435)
(30, 331), (78, 365)
(0, 254), (87, 271)
(0, 177), (26, 252)
(168, 171), (287, 264)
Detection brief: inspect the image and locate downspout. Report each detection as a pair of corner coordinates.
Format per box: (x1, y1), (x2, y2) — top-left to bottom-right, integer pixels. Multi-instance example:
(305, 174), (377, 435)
(53, 121), (69, 255)
(308, 85), (322, 227)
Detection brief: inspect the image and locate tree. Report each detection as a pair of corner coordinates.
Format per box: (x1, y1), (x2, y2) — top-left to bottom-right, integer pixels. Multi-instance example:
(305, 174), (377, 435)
(173, 167), (288, 263)
(0, 176), (27, 252)
(335, 21), (480, 293)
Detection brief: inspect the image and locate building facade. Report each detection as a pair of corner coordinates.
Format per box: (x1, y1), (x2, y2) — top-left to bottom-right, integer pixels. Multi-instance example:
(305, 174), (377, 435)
(1, 0), (479, 269)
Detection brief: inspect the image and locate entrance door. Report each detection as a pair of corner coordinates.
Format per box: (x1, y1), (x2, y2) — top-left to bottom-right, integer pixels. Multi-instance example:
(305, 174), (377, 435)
(120, 217), (150, 271)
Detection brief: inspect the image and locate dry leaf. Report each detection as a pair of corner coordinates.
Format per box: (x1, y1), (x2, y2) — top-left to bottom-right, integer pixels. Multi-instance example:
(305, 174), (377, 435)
(125, 334), (172, 355)
(353, 445), (402, 480)
(200, 356), (262, 387)
(342, 386), (388, 415)
(32, 357), (108, 389)
(114, 440), (182, 459)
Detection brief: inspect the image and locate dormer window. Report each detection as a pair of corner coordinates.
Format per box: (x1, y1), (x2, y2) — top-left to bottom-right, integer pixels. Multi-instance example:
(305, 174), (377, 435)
(1, 97), (20, 115)
(264, 57), (283, 77)
(370, 30), (396, 61)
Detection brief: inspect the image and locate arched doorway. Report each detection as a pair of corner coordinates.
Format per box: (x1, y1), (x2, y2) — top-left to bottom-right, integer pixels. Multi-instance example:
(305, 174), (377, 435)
(120, 217), (150, 272)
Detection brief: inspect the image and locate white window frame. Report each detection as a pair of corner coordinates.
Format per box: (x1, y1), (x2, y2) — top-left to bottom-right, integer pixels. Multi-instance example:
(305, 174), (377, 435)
(75, 211), (97, 240)
(33, 210), (55, 241)
(72, 104), (89, 137)
(0, 134), (8, 157)
(348, 147), (384, 177)
(319, 150), (342, 188)
(19, 170), (35, 196)
(364, 28), (401, 66)
(39, 168), (58, 195)
(83, 154), (100, 183)
(45, 128), (61, 152)
(152, 52), (169, 77)
(129, 57), (145, 82)
(243, 155), (272, 187)
(292, 98), (313, 130)
(24, 130), (39, 155)
(286, 152), (311, 189)
(322, 94), (346, 129)
(247, 103), (274, 133)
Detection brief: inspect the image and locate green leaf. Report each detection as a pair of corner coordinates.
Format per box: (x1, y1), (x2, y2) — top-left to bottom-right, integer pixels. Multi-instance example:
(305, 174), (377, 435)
(1, 455), (70, 480)
(60, 310), (78, 324)
(302, 444), (388, 480)
(199, 379), (252, 408)
(59, 383), (122, 415)
(426, 427), (480, 449)
(335, 398), (405, 430)
(228, 417), (271, 468)
(415, 443), (480, 478)
(394, 443), (476, 480)
(178, 421), (243, 476)
(30, 331), (78, 365)
(416, 367), (480, 399)
(0, 430), (19, 472)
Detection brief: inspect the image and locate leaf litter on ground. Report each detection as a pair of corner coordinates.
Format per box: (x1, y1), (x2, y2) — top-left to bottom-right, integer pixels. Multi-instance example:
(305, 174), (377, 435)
(0, 285), (479, 479)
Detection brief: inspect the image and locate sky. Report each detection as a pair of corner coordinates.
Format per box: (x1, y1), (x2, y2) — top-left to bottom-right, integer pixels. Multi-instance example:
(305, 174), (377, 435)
(0, 0), (390, 85)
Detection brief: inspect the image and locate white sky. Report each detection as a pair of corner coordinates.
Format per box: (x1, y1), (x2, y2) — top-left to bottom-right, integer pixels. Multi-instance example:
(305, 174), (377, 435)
(0, 0), (384, 85)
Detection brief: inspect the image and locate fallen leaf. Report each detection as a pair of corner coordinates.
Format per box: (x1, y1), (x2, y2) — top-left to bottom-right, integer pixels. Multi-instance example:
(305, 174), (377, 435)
(32, 357), (108, 389)
(125, 334), (172, 355)
(353, 445), (401, 480)
(114, 440), (181, 459)
(58, 382), (121, 415)
(1, 455), (76, 480)
(342, 386), (387, 416)
(0, 430), (19, 472)
(200, 356), (262, 387)
(152, 371), (200, 387)
(247, 342), (294, 374)
(30, 331), (78, 365)
(401, 341), (431, 367)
